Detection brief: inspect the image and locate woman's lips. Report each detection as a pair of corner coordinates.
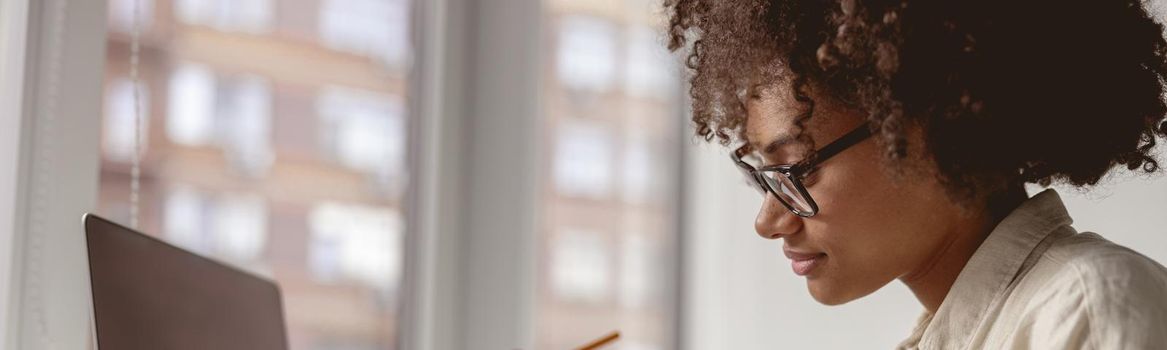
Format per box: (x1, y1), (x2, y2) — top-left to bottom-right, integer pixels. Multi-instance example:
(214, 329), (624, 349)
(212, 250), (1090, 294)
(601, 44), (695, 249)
(784, 248), (826, 276)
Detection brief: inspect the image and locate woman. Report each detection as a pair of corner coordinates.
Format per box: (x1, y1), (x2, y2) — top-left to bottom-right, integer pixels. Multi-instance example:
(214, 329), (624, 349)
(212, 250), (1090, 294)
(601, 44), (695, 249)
(665, 0), (1167, 348)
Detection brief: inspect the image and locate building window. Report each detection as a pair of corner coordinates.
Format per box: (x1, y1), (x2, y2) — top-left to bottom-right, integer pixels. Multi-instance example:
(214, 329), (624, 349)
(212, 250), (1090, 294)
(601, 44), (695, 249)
(552, 228), (612, 303)
(164, 186), (269, 269)
(167, 64), (274, 176)
(625, 25), (677, 99)
(540, 2), (681, 349)
(319, 0), (411, 66)
(621, 134), (653, 204)
(317, 86), (407, 195)
(555, 16), (617, 93)
(103, 78), (150, 163)
(167, 63), (216, 146)
(217, 75), (275, 177)
(308, 201), (403, 290)
(164, 186), (214, 255)
(108, 0), (155, 33)
(619, 233), (654, 308)
(100, 1), (413, 347)
(175, 0), (275, 33)
(553, 119), (614, 199)
(211, 193), (269, 264)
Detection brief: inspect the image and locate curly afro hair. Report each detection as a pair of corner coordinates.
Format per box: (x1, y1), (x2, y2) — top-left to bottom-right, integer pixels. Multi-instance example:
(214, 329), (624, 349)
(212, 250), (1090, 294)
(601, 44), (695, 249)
(666, 0), (1167, 200)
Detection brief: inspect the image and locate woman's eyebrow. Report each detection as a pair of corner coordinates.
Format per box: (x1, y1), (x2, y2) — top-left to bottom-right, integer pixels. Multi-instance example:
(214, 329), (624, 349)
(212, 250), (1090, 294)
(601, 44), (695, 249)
(760, 134), (797, 155)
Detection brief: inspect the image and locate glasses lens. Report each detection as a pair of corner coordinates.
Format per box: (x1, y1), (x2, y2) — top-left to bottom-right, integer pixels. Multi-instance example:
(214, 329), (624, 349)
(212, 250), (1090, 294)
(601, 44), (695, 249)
(760, 171), (815, 215)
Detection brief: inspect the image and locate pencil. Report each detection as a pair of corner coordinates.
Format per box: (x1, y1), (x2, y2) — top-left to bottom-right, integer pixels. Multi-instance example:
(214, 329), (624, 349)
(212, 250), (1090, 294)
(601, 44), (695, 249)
(575, 331), (620, 350)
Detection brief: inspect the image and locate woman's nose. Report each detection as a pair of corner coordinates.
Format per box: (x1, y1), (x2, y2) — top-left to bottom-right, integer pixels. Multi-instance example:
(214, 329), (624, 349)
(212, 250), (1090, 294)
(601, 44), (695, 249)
(755, 193), (803, 240)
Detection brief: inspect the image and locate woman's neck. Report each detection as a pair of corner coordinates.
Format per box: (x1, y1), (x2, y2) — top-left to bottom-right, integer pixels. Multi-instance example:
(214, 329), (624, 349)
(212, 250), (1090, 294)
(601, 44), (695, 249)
(899, 189), (1024, 313)
(899, 218), (992, 313)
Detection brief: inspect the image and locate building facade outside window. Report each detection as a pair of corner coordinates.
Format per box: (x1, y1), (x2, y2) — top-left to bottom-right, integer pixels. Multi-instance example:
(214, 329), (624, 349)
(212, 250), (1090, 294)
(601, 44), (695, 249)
(97, 0), (411, 348)
(539, 1), (683, 349)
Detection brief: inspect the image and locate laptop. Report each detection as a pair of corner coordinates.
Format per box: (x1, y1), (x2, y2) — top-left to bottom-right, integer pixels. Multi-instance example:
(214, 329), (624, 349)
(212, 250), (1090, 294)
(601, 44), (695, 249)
(83, 213), (289, 350)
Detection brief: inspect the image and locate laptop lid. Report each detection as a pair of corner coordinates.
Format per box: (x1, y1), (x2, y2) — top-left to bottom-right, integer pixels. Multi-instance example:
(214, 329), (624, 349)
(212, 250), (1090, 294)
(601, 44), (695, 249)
(84, 213), (289, 350)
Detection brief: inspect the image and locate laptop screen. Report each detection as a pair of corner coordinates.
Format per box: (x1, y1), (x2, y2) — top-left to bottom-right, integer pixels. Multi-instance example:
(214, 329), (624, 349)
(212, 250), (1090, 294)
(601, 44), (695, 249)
(84, 214), (288, 350)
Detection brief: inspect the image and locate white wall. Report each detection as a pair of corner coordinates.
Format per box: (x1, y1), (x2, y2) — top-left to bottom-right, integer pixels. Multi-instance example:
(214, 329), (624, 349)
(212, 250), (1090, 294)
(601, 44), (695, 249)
(1043, 175), (1167, 264)
(684, 140), (1167, 350)
(0, 0), (30, 346)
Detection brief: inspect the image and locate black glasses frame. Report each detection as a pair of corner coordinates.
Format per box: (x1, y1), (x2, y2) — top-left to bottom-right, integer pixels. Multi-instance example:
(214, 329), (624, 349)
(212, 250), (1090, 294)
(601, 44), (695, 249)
(731, 124), (873, 217)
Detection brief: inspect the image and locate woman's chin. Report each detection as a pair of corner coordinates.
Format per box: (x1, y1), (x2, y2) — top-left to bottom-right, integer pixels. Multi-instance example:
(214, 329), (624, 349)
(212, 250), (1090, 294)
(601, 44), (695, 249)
(807, 275), (891, 306)
(806, 279), (865, 306)
(808, 286), (852, 306)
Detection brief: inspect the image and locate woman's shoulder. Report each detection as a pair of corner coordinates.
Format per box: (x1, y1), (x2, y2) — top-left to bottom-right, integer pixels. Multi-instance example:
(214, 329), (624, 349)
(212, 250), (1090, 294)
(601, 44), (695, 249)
(1014, 230), (1167, 302)
(1015, 231), (1167, 347)
(1041, 231), (1167, 287)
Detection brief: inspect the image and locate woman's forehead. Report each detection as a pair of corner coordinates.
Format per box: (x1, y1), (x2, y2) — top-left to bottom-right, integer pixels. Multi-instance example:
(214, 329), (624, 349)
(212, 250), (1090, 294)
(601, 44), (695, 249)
(744, 88), (857, 153)
(745, 87), (801, 147)
(745, 92), (831, 151)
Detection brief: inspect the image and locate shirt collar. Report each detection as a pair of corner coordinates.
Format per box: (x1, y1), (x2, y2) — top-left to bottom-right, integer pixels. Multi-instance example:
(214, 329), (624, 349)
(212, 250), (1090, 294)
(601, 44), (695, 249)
(916, 189), (1074, 349)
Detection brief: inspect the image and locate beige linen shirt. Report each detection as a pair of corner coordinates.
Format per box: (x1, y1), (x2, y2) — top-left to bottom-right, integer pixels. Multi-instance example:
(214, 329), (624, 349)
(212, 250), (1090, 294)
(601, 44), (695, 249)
(897, 189), (1167, 350)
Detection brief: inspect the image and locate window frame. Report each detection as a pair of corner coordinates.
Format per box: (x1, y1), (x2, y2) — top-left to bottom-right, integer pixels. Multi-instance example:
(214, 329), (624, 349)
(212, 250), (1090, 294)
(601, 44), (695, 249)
(0, 0), (107, 349)
(402, 0), (544, 349)
(0, 0), (688, 349)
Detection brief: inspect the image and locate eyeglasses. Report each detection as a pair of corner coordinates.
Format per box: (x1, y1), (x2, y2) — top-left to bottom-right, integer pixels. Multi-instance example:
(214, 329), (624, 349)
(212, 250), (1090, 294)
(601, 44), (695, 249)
(731, 124), (873, 217)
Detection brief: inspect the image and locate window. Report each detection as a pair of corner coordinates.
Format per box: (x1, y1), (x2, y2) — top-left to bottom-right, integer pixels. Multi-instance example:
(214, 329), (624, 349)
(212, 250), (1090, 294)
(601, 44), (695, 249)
(316, 86), (407, 196)
(624, 25), (677, 99)
(619, 232), (654, 309)
(551, 228), (612, 302)
(163, 186), (214, 255)
(103, 78), (150, 163)
(308, 202), (403, 290)
(97, 0), (412, 348)
(554, 119), (614, 199)
(108, 0), (155, 33)
(175, 0), (274, 33)
(556, 15), (617, 93)
(539, 1), (682, 349)
(319, 0), (411, 66)
(621, 133), (653, 204)
(166, 63), (216, 146)
(211, 192), (269, 264)
(217, 75), (275, 177)
(166, 65), (275, 176)
(163, 186), (269, 268)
